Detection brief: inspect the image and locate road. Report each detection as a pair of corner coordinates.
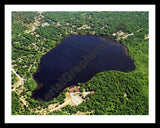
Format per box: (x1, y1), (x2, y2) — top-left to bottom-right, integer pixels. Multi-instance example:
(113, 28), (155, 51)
(47, 92), (83, 113)
(11, 67), (24, 91)
(25, 12), (44, 34)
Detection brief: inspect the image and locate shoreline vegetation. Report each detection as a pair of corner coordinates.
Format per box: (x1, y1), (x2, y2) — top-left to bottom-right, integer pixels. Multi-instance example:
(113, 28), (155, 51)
(12, 11), (148, 115)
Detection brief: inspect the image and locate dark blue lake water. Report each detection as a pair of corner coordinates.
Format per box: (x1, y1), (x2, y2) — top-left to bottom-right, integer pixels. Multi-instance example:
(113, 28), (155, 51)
(32, 35), (135, 101)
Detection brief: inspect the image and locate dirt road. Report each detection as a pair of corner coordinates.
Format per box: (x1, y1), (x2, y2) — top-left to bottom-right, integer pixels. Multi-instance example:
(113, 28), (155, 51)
(11, 67), (24, 91)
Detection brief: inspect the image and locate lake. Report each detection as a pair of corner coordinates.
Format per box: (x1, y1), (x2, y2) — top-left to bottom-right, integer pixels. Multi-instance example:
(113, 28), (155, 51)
(32, 35), (136, 101)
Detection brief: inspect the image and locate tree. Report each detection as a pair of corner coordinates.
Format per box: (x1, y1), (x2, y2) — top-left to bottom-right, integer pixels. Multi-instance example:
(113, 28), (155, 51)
(62, 105), (77, 114)
(24, 79), (37, 91)
(12, 92), (21, 115)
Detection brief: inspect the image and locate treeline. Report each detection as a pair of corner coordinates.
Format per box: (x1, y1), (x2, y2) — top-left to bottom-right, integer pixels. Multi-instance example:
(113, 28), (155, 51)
(12, 92), (21, 114)
(41, 11), (148, 37)
(12, 22), (28, 38)
(12, 11), (38, 37)
(12, 11), (38, 24)
(11, 71), (18, 85)
(35, 24), (66, 41)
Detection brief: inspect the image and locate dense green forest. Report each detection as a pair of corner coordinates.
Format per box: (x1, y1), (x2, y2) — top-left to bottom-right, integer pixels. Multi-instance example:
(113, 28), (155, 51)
(11, 11), (148, 115)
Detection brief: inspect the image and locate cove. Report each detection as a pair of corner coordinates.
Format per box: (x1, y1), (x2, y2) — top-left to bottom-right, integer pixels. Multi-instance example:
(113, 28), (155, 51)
(32, 35), (136, 101)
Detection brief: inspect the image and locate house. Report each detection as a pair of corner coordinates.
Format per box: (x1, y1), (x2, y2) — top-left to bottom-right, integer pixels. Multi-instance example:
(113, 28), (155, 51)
(90, 91), (94, 94)
(69, 87), (80, 93)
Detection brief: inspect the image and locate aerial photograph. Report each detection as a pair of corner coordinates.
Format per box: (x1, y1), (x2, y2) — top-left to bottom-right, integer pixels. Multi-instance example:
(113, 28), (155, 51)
(11, 11), (149, 115)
